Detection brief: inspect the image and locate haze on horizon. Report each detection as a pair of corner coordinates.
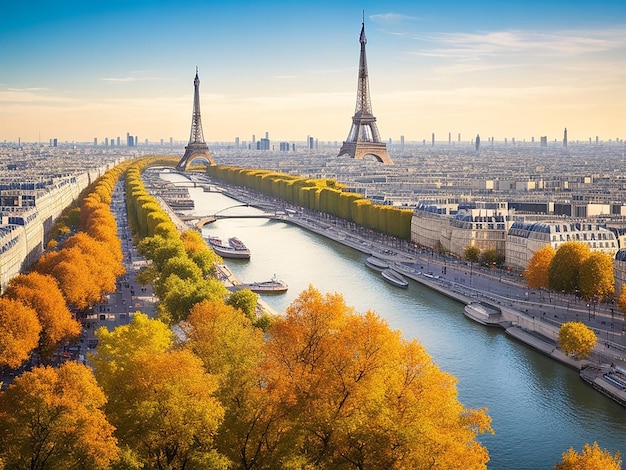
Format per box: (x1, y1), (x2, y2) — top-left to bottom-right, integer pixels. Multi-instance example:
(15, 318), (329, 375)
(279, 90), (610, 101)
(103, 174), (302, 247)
(1, 0), (625, 145)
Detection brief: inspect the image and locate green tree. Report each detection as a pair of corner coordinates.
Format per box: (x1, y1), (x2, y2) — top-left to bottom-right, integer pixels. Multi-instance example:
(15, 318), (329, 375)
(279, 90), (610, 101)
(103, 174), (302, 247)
(225, 288), (259, 322)
(464, 245), (480, 264)
(548, 241), (590, 294)
(0, 362), (119, 469)
(558, 321), (597, 360)
(524, 246), (556, 290)
(464, 245), (480, 281)
(578, 252), (615, 301)
(555, 441), (621, 470)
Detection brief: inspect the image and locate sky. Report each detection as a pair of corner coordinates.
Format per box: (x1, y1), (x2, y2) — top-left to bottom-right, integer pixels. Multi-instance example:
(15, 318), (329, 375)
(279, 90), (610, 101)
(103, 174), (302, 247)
(1, 0), (625, 145)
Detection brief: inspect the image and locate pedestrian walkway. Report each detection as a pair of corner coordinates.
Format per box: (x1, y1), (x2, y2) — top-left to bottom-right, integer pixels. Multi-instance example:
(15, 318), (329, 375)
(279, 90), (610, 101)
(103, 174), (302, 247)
(77, 181), (156, 362)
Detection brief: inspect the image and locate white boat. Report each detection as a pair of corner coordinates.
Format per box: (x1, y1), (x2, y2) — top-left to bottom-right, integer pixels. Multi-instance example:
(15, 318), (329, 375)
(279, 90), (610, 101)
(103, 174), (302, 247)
(381, 268), (409, 288)
(365, 256), (389, 272)
(230, 275), (288, 294)
(208, 236), (251, 259)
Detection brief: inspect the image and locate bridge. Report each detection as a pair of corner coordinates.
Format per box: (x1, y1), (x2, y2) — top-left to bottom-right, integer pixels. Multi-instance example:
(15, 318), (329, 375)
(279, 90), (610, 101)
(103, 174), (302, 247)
(178, 203), (285, 228)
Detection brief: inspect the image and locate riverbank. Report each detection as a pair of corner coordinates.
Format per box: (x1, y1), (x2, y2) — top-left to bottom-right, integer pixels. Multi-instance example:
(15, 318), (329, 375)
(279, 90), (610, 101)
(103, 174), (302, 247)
(208, 183), (626, 407)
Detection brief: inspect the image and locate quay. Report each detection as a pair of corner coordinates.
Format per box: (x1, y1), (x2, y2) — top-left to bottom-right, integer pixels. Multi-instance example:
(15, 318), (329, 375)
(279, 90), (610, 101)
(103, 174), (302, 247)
(153, 172), (626, 407)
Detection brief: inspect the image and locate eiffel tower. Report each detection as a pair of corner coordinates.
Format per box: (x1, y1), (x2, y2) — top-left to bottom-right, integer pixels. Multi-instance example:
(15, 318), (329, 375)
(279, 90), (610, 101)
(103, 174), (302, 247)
(177, 67), (215, 171)
(337, 15), (392, 165)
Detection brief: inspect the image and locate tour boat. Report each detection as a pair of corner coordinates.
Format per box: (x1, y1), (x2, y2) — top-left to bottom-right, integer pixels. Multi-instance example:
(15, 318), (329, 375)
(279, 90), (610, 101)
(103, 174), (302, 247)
(208, 236), (251, 259)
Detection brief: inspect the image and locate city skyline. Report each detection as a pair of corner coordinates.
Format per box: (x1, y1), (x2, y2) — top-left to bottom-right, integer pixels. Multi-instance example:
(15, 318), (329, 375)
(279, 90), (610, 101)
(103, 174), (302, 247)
(1, 0), (625, 144)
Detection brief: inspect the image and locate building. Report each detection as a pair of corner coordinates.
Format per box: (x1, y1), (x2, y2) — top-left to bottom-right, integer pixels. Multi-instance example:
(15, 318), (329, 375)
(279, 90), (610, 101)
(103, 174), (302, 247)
(411, 200), (513, 257)
(506, 221), (619, 270)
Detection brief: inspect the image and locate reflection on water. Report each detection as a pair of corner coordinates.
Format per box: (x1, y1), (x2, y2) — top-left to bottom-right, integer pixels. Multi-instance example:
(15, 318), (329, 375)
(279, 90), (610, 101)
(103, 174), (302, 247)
(162, 173), (626, 470)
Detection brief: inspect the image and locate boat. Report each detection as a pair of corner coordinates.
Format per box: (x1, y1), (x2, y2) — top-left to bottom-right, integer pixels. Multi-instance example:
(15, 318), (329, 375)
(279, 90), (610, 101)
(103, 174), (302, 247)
(381, 268), (409, 288)
(365, 256), (389, 272)
(208, 236), (251, 259)
(463, 302), (502, 326)
(230, 275), (288, 294)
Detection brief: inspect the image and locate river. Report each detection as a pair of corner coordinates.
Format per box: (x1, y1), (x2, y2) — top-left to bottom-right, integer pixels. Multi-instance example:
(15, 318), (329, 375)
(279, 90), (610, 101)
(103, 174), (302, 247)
(161, 172), (626, 469)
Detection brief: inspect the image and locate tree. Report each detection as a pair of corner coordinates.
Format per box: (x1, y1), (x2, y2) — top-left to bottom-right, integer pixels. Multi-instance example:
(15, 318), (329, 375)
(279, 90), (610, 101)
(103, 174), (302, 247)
(480, 248), (500, 267)
(464, 245), (480, 281)
(90, 313), (227, 469)
(524, 246), (556, 290)
(183, 300), (269, 469)
(5, 272), (80, 363)
(225, 288), (259, 323)
(558, 321), (597, 360)
(262, 286), (492, 469)
(158, 275), (228, 324)
(555, 441), (621, 470)
(578, 252), (615, 301)
(0, 297), (41, 369)
(464, 245), (480, 264)
(619, 285), (626, 321)
(0, 361), (119, 469)
(548, 242), (590, 294)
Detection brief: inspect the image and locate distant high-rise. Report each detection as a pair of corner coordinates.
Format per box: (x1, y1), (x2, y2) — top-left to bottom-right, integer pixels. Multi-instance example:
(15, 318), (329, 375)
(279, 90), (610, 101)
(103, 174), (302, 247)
(448, 132), (451, 145)
(337, 14), (392, 164)
(235, 137), (240, 148)
(475, 134), (480, 151)
(177, 67), (215, 170)
(432, 133), (435, 147)
(540, 136), (548, 148)
(93, 137), (97, 146)
(563, 128), (568, 147)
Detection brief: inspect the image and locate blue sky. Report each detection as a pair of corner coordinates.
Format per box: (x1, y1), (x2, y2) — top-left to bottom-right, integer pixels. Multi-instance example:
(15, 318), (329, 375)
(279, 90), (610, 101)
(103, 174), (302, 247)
(1, 0), (625, 144)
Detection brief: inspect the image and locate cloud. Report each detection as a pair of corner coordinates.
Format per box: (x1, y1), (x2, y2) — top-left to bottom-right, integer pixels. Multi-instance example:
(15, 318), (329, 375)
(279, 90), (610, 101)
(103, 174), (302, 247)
(274, 75), (296, 79)
(100, 76), (162, 83)
(410, 28), (626, 59)
(370, 13), (418, 23)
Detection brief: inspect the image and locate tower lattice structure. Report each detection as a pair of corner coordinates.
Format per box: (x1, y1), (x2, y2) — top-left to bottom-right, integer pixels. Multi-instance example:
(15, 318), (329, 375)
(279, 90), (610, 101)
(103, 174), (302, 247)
(337, 18), (392, 164)
(177, 67), (215, 170)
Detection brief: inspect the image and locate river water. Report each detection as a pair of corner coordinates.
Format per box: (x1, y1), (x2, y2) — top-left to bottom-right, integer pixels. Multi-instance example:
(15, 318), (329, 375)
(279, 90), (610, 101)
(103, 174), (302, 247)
(161, 172), (626, 469)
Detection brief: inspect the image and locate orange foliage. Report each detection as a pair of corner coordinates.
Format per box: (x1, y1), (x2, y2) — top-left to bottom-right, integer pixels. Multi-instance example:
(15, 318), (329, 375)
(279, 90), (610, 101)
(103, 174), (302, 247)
(5, 272), (80, 362)
(0, 297), (41, 369)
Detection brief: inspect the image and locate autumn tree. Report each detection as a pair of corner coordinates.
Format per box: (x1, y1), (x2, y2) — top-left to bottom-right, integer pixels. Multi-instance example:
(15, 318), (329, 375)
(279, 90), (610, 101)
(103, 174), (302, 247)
(5, 272), (80, 363)
(524, 245), (556, 289)
(555, 441), (621, 470)
(181, 229), (221, 276)
(183, 300), (270, 468)
(558, 321), (597, 360)
(578, 252), (615, 301)
(90, 313), (228, 469)
(0, 361), (119, 469)
(262, 285), (492, 469)
(35, 247), (101, 311)
(0, 297), (41, 369)
(548, 241), (590, 294)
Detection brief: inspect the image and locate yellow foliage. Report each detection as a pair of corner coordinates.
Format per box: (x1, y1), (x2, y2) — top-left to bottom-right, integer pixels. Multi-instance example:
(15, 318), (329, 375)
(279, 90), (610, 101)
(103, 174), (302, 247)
(524, 245), (555, 289)
(555, 441), (621, 470)
(558, 321), (597, 360)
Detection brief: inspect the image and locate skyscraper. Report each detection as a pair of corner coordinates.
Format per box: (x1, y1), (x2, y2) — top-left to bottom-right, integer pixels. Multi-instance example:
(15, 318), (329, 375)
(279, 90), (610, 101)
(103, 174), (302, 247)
(563, 127), (568, 147)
